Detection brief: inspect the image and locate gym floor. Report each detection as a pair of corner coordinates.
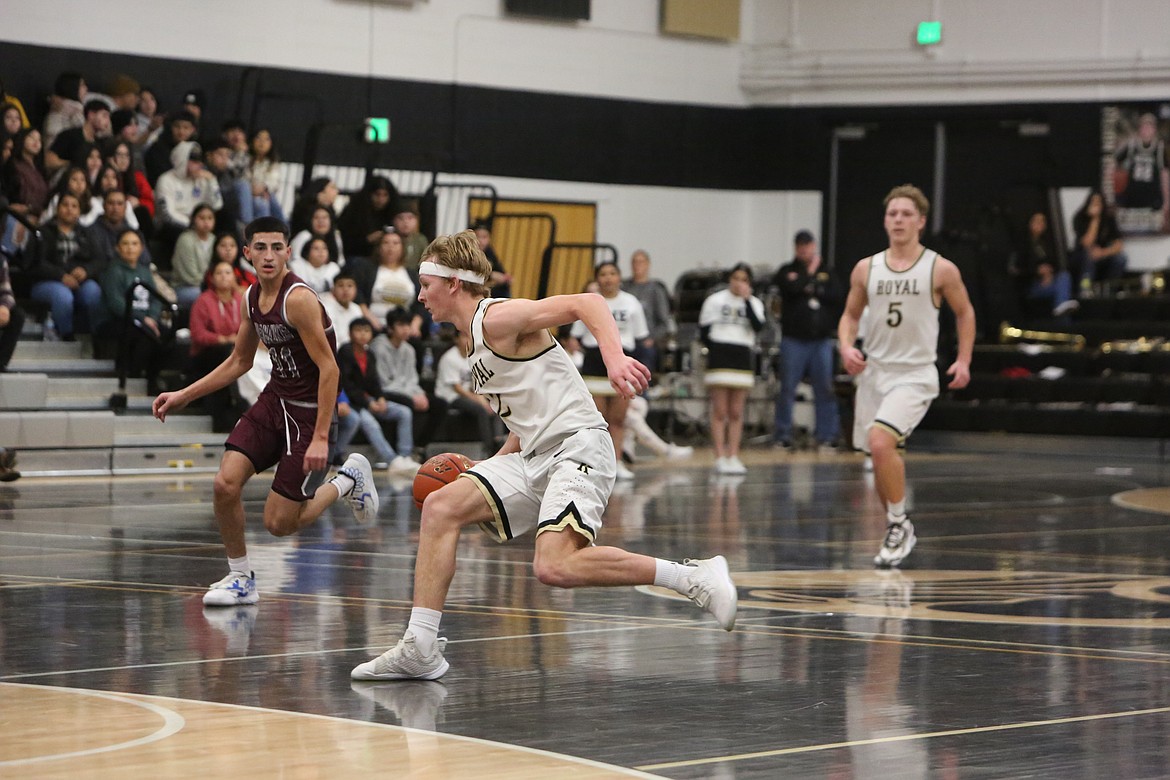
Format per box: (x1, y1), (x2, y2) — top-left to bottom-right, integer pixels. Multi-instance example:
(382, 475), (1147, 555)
(3, 442), (1170, 778)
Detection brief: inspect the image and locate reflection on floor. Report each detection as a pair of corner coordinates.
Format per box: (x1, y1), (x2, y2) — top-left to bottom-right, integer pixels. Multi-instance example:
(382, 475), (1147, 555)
(4, 444), (1170, 778)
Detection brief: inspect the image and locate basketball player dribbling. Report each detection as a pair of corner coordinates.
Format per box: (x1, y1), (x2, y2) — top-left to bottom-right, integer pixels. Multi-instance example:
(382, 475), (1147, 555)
(837, 185), (975, 568)
(153, 216), (378, 606)
(351, 230), (737, 682)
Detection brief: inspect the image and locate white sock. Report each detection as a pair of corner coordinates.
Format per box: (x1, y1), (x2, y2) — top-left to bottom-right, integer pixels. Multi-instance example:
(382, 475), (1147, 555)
(228, 555), (251, 576)
(887, 500), (906, 524)
(330, 473), (355, 498)
(407, 607), (443, 655)
(653, 559), (687, 593)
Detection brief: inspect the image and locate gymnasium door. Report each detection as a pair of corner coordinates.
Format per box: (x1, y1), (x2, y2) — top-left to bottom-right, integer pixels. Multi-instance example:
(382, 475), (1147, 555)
(470, 198), (597, 300)
(828, 121), (937, 272)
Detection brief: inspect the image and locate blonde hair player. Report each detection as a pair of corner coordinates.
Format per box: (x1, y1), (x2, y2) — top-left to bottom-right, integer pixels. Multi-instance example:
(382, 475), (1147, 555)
(838, 184), (975, 568)
(351, 230), (738, 681)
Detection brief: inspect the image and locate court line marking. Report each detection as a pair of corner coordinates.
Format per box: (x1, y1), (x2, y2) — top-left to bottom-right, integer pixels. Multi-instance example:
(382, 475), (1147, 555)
(8, 575), (1170, 667)
(636, 704), (1170, 771)
(0, 683), (186, 767)
(0, 682), (660, 779)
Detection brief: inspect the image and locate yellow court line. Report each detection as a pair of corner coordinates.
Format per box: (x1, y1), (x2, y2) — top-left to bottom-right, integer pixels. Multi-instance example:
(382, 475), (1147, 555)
(637, 704), (1170, 771)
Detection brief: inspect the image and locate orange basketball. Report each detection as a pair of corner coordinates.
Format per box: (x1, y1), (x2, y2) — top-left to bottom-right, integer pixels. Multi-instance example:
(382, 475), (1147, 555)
(413, 452), (475, 509)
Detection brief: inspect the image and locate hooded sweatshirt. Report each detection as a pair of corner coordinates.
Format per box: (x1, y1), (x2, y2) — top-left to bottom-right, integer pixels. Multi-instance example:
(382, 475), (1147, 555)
(155, 141), (223, 229)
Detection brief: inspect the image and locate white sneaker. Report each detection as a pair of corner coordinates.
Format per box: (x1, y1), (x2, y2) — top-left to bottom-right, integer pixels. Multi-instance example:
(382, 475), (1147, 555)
(665, 444), (694, 460)
(680, 555), (737, 630)
(873, 518), (917, 568)
(616, 463), (635, 480)
(718, 456), (746, 475)
(351, 632), (450, 681)
(863, 456), (874, 472)
(389, 455), (420, 474)
(337, 453), (379, 524)
(202, 570), (259, 606)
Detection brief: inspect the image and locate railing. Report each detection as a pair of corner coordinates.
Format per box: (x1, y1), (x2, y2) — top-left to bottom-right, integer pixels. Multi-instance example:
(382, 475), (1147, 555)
(538, 242), (618, 299)
(109, 280), (180, 411)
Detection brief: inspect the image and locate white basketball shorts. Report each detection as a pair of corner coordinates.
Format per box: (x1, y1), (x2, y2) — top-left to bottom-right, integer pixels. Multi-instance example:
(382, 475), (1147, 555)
(852, 362), (939, 452)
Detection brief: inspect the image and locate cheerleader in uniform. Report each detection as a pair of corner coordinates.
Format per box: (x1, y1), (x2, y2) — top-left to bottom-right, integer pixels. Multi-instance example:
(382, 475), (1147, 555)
(699, 263), (765, 475)
(571, 261), (649, 481)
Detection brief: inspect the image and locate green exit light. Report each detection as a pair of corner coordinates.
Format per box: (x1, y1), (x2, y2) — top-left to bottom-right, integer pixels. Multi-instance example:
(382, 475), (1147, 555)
(364, 117), (390, 144)
(917, 21), (942, 46)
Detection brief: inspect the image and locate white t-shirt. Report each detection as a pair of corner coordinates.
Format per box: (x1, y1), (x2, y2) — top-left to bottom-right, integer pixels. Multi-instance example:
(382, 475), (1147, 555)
(570, 290), (649, 352)
(698, 288), (765, 347)
(289, 258), (340, 294)
(434, 344), (467, 404)
(322, 293), (363, 347)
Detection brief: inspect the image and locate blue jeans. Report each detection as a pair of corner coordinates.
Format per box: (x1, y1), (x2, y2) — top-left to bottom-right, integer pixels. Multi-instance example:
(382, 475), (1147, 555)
(774, 337), (840, 445)
(1028, 271), (1073, 313)
(31, 278), (104, 337)
(235, 180), (287, 224)
(334, 402), (413, 462)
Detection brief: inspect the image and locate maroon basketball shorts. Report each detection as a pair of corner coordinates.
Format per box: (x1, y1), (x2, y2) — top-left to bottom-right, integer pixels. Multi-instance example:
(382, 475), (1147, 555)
(225, 390), (337, 501)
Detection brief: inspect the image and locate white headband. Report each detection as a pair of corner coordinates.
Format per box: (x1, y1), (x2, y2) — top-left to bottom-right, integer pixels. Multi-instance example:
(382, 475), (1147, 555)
(418, 261), (486, 285)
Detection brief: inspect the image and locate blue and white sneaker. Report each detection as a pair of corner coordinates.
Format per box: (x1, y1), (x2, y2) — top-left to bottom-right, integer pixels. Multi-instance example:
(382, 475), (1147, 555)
(202, 570), (259, 606)
(338, 453), (379, 524)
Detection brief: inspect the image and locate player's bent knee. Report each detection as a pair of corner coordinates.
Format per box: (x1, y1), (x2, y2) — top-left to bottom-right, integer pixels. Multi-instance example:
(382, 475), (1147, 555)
(213, 471), (244, 501)
(532, 556), (575, 588)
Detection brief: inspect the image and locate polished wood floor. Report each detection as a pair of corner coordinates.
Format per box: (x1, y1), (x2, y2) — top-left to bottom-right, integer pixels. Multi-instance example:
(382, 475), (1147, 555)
(4, 442), (1170, 778)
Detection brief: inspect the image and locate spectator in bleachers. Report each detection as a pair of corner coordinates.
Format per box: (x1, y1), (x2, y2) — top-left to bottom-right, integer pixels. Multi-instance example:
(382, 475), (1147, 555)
(42, 72), (86, 151)
(180, 89), (205, 125)
(322, 271), (365, 348)
(208, 232), (255, 293)
(622, 248), (675, 374)
(392, 200), (428, 271)
(104, 138), (153, 230)
(109, 109), (142, 167)
(202, 140), (241, 233)
(1070, 190), (1126, 291)
(95, 165), (138, 226)
(2, 128), (49, 232)
(338, 175), (399, 260)
(2, 103), (22, 138)
(434, 328), (502, 455)
(290, 236), (340, 294)
(473, 220), (511, 298)
(30, 193), (103, 339)
(0, 251), (26, 372)
(134, 87), (165, 154)
(144, 110), (198, 186)
(86, 189), (151, 276)
(171, 203), (216, 308)
(100, 228), (167, 393)
(772, 230), (842, 452)
(1019, 211), (1078, 319)
(240, 128), (285, 224)
(371, 308), (446, 451)
(289, 177), (338, 236)
(187, 257), (243, 432)
(42, 166), (101, 227)
(46, 99), (110, 173)
(365, 229), (421, 334)
(82, 144), (106, 192)
(0, 79), (30, 129)
(155, 141), (223, 261)
(107, 75), (140, 114)
(336, 317), (418, 472)
(220, 120), (249, 180)
(290, 204), (344, 267)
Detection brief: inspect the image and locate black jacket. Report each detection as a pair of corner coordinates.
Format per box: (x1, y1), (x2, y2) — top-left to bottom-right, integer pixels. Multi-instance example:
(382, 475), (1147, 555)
(774, 259), (843, 341)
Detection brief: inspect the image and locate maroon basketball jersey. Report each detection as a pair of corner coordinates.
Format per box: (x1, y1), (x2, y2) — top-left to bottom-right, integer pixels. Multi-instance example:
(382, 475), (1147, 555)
(247, 272), (337, 403)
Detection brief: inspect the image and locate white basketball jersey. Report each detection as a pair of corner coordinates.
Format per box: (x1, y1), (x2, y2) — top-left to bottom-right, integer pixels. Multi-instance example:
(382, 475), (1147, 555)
(863, 249), (939, 367)
(469, 298), (606, 456)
